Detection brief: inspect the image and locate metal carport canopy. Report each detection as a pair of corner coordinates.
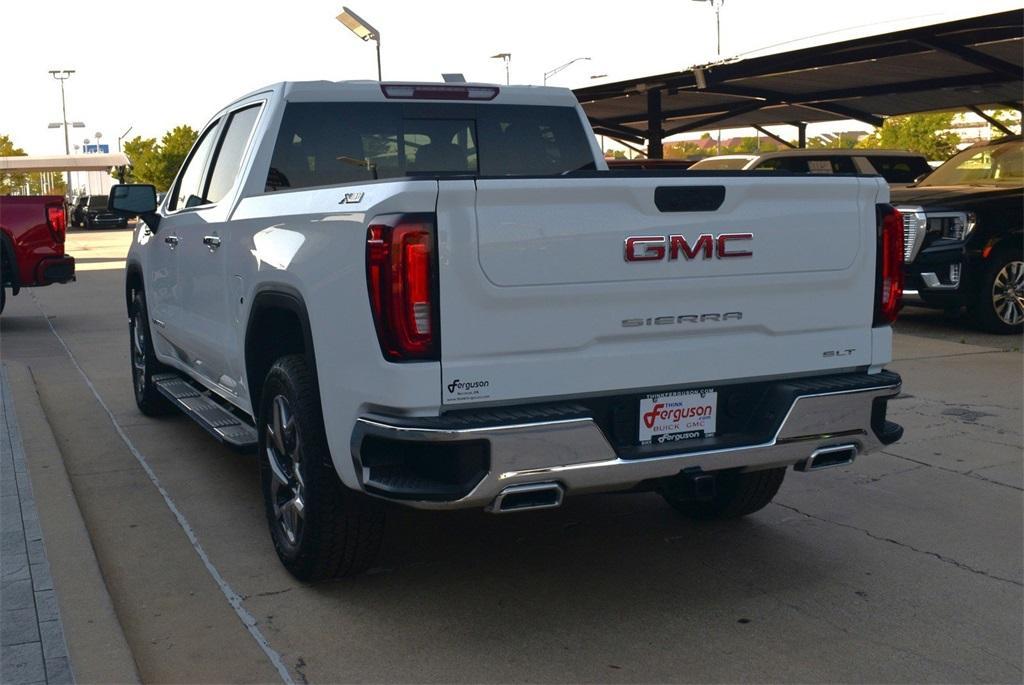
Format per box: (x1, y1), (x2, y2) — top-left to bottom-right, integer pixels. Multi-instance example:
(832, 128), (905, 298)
(0, 153), (129, 172)
(574, 9), (1023, 157)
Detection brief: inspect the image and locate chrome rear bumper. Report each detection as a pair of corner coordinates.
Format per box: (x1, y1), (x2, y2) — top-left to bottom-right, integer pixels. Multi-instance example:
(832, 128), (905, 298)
(351, 374), (901, 510)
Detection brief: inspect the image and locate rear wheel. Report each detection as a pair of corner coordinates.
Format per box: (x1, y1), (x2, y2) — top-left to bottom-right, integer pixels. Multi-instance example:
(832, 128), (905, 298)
(129, 290), (174, 415)
(970, 250), (1024, 334)
(660, 467), (786, 520)
(259, 355), (385, 581)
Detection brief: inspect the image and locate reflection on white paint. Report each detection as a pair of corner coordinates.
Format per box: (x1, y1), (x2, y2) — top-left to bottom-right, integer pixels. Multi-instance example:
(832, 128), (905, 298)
(251, 226), (306, 271)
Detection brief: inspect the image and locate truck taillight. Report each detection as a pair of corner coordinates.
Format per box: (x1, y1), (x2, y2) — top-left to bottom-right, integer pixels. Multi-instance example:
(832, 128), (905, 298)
(46, 203), (66, 243)
(875, 204), (904, 326)
(365, 215), (439, 361)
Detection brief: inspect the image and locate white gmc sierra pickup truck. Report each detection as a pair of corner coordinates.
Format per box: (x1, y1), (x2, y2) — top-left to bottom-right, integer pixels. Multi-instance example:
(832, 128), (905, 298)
(110, 81), (905, 580)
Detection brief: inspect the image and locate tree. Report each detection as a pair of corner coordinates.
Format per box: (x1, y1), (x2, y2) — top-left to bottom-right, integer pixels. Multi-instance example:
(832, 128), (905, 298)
(0, 134), (66, 196)
(157, 126), (198, 191)
(856, 112), (960, 159)
(986, 109), (1022, 140)
(120, 125), (198, 191)
(0, 134), (29, 195)
(122, 136), (161, 185)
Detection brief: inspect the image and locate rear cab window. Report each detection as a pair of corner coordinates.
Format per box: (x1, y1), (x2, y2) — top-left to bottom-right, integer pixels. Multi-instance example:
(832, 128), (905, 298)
(754, 156), (857, 174)
(265, 102), (595, 191)
(866, 155), (932, 184)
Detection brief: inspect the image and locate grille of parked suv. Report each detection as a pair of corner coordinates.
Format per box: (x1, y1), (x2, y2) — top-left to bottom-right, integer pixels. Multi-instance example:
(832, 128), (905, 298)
(896, 206), (927, 262)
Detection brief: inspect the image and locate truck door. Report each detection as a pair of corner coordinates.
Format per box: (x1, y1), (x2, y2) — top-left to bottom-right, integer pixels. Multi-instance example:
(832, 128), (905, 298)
(147, 119), (220, 364)
(173, 104), (263, 397)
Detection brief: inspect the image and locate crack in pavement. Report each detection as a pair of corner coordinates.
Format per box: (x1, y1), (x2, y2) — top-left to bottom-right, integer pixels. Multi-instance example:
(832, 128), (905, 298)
(242, 588), (295, 600)
(881, 451), (1023, 492)
(773, 502), (1023, 588)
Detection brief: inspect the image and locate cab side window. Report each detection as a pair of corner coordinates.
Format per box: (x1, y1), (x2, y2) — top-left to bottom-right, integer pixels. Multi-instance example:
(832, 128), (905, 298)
(168, 121), (219, 212)
(205, 105), (262, 204)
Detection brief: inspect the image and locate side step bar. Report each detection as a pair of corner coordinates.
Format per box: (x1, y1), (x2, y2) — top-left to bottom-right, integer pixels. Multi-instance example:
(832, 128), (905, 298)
(152, 374), (257, 451)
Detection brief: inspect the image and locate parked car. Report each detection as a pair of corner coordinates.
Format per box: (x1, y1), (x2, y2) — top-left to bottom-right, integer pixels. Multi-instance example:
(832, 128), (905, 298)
(893, 135), (1023, 333)
(110, 80), (904, 581)
(78, 194), (128, 229)
(0, 195), (75, 314)
(70, 195), (88, 227)
(689, 149), (933, 187)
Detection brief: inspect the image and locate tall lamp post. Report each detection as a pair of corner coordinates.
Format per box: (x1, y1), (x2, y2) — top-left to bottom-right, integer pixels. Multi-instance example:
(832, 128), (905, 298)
(490, 53), (511, 85)
(118, 126), (133, 152)
(543, 57), (591, 86)
(48, 69), (78, 196)
(691, 0), (724, 57)
(336, 7), (382, 81)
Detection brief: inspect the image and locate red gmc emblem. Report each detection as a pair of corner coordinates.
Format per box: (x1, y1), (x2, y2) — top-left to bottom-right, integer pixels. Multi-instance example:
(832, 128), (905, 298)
(624, 233), (753, 262)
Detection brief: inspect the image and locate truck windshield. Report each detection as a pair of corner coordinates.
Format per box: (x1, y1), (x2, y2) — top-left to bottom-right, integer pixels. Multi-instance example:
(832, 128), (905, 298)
(87, 196), (107, 209)
(919, 140), (1024, 187)
(265, 102), (595, 191)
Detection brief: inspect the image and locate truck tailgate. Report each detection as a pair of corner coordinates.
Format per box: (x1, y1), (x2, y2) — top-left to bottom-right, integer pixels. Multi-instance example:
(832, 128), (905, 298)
(437, 175), (884, 406)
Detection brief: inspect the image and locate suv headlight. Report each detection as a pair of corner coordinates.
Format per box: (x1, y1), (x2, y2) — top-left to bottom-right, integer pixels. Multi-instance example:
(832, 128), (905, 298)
(927, 212), (974, 241)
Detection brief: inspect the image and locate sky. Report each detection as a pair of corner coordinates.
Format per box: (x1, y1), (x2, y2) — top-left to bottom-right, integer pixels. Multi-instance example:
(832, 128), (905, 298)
(2, 0), (1020, 155)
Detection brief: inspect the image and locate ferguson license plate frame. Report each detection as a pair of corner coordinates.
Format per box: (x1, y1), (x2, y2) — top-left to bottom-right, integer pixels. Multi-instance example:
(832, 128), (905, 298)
(638, 388), (718, 445)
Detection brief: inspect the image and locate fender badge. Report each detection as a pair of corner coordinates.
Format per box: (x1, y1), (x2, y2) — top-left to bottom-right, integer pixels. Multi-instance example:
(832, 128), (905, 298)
(339, 192), (364, 204)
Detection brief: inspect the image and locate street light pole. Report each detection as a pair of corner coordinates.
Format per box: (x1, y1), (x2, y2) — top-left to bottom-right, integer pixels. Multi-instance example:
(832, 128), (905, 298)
(491, 53), (511, 85)
(336, 7), (382, 81)
(48, 69), (75, 195)
(118, 126), (133, 152)
(543, 57), (591, 86)
(691, 0), (724, 58)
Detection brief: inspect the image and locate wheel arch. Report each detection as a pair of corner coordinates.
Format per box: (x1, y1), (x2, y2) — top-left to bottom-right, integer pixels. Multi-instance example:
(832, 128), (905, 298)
(1, 228), (20, 294)
(982, 228), (1023, 260)
(244, 285), (320, 415)
(125, 261), (144, 315)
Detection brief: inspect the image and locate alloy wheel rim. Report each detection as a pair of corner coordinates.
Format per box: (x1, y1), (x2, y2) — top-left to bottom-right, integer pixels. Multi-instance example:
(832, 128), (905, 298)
(992, 260), (1024, 326)
(131, 312), (146, 395)
(266, 394), (305, 546)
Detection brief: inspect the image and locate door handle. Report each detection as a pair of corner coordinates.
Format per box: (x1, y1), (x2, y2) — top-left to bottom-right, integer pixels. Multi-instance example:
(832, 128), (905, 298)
(164, 235), (180, 247)
(203, 235), (222, 250)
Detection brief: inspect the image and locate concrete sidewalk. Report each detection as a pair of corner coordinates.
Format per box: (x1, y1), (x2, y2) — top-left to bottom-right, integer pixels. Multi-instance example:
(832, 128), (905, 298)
(1, 362), (139, 685)
(1, 366), (72, 685)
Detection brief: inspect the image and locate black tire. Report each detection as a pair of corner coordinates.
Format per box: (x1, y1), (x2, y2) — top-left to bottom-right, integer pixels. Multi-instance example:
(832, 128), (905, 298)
(660, 467), (786, 520)
(0, 286), (5, 315)
(969, 249), (1024, 334)
(129, 290), (175, 416)
(259, 354), (385, 581)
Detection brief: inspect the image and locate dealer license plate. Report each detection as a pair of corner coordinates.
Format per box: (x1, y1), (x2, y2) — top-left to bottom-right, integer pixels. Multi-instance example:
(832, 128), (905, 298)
(638, 388), (717, 445)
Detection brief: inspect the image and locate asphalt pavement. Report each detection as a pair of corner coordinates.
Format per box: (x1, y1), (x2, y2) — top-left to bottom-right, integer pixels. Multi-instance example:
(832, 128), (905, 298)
(0, 227), (1021, 684)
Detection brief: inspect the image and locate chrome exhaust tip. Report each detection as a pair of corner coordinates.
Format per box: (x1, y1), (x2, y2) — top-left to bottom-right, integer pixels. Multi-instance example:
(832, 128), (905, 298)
(795, 444), (858, 472)
(489, 482), (564, 513)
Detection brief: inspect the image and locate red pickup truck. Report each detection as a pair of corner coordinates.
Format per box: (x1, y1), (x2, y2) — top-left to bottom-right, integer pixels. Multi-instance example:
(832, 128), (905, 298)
(0, 196), (76, 313)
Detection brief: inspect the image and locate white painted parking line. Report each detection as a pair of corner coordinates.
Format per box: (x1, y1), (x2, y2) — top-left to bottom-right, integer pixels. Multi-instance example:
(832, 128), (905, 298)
(31, 293), (295, 685)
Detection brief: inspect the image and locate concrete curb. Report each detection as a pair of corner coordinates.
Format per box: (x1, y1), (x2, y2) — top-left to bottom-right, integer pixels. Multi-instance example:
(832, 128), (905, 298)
(4, 362), (140, 685)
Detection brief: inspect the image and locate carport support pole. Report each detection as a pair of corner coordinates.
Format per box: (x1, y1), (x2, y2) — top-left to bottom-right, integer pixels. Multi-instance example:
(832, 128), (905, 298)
(49, 69), (74, 196)
(796, 122), (807, 148)
(647, 89), (664, 159)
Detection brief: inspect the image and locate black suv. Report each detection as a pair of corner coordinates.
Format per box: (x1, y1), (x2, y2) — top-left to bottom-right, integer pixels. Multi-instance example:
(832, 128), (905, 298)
(73, 194), (128, 229)
(893, 136), (1023, 334)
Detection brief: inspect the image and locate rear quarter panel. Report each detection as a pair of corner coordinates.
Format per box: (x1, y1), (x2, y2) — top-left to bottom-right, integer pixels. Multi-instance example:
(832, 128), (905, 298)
(0, 196), (65, 286)
(229, 180), (442, 488)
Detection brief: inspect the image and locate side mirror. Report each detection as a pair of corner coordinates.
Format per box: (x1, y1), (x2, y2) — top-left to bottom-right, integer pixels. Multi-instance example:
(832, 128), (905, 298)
(109, 184), (160, 229)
